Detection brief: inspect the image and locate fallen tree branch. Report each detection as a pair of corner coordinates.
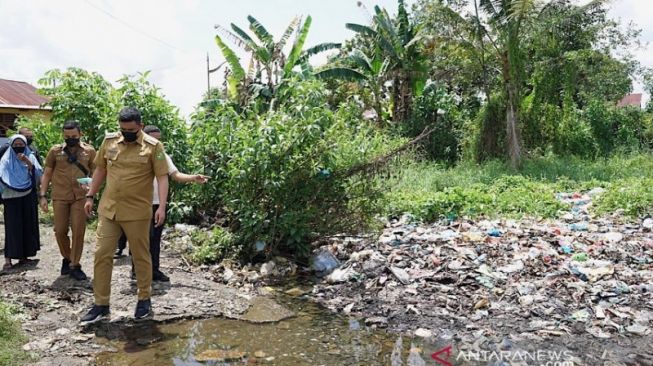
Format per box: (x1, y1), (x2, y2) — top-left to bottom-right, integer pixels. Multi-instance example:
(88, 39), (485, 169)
(338, 125), (436, 179)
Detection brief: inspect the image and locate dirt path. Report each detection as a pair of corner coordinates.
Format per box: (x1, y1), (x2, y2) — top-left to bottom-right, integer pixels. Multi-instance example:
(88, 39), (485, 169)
(0, 223), (257, 366)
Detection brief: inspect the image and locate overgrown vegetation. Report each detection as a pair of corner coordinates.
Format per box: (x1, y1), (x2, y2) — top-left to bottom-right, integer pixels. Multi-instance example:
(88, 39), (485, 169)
(188, 79), (404, 260)
(21, 0), (652, 262)
(0, 301), (31, 366)
(383, 153), (653, 221)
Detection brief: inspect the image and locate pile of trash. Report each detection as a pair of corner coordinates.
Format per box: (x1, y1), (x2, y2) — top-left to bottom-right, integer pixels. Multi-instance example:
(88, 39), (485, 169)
(309, 189), (652, 361)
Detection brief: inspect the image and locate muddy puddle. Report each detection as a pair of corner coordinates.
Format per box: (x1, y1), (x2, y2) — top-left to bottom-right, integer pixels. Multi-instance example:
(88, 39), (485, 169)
(94, 293), (438, 365)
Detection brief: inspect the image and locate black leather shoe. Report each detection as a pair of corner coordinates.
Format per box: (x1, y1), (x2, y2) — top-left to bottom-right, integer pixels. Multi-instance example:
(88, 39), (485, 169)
(153, 269), (170, 283)
(134, 299), (153, 321)
(61, 258), (71, 275)
(70, 267), (88, 281)
(80, 305), (110, 325)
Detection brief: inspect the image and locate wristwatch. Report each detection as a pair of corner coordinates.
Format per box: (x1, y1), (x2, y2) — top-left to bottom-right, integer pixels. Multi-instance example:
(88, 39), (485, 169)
(39, 194), (47, 199)
(85, 195), (95, 200)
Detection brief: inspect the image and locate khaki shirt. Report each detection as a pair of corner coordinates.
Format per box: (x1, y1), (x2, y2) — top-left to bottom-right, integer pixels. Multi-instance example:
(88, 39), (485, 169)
(95, 131), (168, 221)
(44, 142), (96, 201)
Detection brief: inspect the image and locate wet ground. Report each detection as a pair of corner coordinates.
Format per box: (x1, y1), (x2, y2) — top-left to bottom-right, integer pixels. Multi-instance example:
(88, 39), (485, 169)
(95, 294), (409, 365)
(0, 223), (256, 366)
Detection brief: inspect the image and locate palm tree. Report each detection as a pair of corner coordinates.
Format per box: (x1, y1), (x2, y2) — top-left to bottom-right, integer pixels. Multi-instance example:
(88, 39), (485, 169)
(214, 15), (340, 106)
(475, 0), (538, 168)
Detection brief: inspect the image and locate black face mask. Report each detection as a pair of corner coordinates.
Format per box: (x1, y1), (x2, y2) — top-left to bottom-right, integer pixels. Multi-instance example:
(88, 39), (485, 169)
(26, 138), (33, 146)
(65, 138), (80, 147)
(12, 146), (25, 154)
(121, 130), (139, 142)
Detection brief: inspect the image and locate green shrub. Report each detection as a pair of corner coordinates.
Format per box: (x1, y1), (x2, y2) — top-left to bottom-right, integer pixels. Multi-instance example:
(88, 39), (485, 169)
(189, 79), (405, 260)
(475, 94), (506, 162)
(383, 175), (563, 221)
(38, 68), (119, 147)
(381, 153), (653, 221)
(404, 84), (464, 164)
(594, 178), (653, 217)
(490, 176), (563, 218)
(13, 114), (62, 156)
(191, 227), (236, 264)
(521, 94), (560, 153)
(642, 114), (653, 149)
(585, 101), (646, 156)
(0, 302), (30, 366)
(554, 106), (599, 158)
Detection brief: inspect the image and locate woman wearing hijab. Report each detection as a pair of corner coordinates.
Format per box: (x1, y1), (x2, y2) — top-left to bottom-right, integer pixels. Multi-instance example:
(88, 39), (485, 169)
(0, 134), (43, 271)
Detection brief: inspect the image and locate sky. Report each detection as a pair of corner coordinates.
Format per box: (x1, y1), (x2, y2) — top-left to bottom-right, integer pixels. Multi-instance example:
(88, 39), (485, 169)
(1, 0), (652, 118)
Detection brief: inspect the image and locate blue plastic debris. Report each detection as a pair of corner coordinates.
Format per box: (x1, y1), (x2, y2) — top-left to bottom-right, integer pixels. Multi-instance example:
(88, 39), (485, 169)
(561, 245), (574, 254)
(487, 228), (502, 237)
(569, 222), (588, 232)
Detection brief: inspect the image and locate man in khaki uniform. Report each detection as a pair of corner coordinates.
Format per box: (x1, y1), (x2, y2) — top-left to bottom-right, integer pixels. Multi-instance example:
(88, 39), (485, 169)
(39, 121), (96, 281)
(80, 107), (169, 324)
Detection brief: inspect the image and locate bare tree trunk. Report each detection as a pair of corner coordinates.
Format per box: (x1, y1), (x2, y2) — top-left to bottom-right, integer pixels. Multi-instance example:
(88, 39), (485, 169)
(502, 53), (522, 168)
(401, 77), (412, 123)
(391, 75), (413, 123)
(392, 76), (401, 122)
(373, 90), (383, 126)
(506, 88), (522, 168)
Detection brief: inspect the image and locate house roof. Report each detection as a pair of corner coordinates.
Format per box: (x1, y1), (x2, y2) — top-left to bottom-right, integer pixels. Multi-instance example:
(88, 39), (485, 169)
(617, 93), (642, 108)
(0, 79), (50, 110)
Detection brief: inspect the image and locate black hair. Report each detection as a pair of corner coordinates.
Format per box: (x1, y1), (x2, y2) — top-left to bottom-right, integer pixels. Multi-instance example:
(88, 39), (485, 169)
(118, 107), (142, 124)
(143, 125), (161, 134)
(63, 120), (81, 132)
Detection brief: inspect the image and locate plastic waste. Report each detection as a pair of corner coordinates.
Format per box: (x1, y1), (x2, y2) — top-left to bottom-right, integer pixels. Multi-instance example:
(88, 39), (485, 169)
(326, 267), (356, 283)
(643, 217), (653, 231)
(570, 260), (614, 283)
(260, 261), (275, 276)
(560, 245), (574, 254)
(603, 232), (623, 244)
(572, 253), (588, 262)
(255, 241), (266, 252)
(439, 230), (459, 240)
(312, 251), (340, 275)
(487, 228), (502, 237)
(570, 222), (588, 231)
(317, 168), (331, 179)
(571, 309), (590, 322)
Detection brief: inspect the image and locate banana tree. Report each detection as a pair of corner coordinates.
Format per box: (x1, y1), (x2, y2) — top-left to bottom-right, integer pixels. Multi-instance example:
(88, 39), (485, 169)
(214, 15), (340, 106)
(344, 0), (426, 123)
(315, 49), (389, 124)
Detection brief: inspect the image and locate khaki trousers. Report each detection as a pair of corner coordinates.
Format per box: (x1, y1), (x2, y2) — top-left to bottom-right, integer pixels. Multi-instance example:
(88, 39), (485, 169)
(93, 215), (152, 306)
(52, 199), (87, 266)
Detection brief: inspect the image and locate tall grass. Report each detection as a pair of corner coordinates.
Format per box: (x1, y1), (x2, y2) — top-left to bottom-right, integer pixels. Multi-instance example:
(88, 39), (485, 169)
(0, 302), (30, 366)
(381, 153), (653, 221)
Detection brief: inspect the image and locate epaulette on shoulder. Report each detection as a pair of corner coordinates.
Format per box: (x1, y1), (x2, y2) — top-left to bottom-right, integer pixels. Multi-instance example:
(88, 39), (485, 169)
(142, 133), (158, 145)
(105, 132), (120, 139)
